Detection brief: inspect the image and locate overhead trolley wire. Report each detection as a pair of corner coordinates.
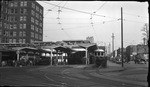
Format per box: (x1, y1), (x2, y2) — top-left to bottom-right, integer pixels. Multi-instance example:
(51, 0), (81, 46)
(42, 1), (118, 20)
(93, 2), (107, 13)
(56, 5), (73, 40)
(123, 12), (149, 19)
(44, 1), (64, 17)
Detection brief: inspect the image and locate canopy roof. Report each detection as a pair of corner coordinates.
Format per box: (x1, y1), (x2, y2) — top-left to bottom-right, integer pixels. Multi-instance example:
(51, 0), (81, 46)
(78, 43), (98, 52)
(95, 49), (104, 52)
(42, 45), (73, 53)
(12, 47), (38, 51)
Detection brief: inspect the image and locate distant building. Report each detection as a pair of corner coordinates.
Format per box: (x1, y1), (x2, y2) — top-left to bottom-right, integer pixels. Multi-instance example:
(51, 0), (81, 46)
(126, 45), (137, 60)
(126, 44), (148, 60)
(63, 40), (91, 45)
(32, 41), (56, 47)
(116, 48), (126, 57)
(0, 0), (43, 44)
(86, 36), (94, 43)
(136, 44), (148, 54)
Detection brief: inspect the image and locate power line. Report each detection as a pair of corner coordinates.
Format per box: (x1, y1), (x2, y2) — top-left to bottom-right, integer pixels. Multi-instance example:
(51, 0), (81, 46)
(55, 5), (73, 40)
(123, 12), (148, 19)
(44, 1), (64, 16)
(42, 1), (118, 19)
(93, 2), (107, 13)
(123, 19), (148, 24)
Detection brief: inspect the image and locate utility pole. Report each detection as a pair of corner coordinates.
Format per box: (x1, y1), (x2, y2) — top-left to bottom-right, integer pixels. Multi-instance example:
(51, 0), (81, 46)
(112, 33), (115, 57)
(121, 7), (124, 67)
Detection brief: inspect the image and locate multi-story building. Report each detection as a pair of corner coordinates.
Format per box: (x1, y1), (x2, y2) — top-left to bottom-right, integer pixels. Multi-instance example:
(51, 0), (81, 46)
(0, 0), (43, 44)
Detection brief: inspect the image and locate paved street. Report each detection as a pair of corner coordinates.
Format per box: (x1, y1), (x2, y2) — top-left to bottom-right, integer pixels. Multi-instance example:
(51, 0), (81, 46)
(0, 61), (148, 87)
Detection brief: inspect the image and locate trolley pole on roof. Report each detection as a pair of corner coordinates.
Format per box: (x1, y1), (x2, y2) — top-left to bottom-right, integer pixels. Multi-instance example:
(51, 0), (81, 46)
(121, 7), (124, 67)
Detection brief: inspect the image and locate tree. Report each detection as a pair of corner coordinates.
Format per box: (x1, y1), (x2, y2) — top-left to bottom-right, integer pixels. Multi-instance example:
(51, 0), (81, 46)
(141, 23), (149, 45)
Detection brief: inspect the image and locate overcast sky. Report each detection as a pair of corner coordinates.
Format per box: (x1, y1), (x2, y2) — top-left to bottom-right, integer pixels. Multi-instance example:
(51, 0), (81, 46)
(37, 1), (149, 50)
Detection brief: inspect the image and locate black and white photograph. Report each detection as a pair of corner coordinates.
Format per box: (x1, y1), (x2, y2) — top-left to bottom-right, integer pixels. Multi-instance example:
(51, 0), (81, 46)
(0, 0), (149, 87)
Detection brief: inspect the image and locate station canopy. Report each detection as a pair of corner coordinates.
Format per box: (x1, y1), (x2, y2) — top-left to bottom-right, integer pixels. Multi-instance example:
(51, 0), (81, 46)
(41, 43), (98, 53)
(12, 47), (38, 51)
(78, 43), (98, 52)
(42, 45), (73, 53)
(95, 49), (104, 52)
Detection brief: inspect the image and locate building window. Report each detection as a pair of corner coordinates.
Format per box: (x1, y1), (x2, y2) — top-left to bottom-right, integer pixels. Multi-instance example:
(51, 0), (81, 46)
(20, 1), (24, 6)
(14, 2), (18, 7)
(19, 31), (22, 37)
(20, 8), (23, 14)
(31, 17), (34, 23)
(13, 39), (16, 43)
(20, 24), (23, 29)
(9, 39), (12, 43)
(19, 39), (22, 43)
(35, 27), (38, 32)
(39, 35), (42, 40)
(30, 39), (34, 43)
(35, 33), (38, 39)
(14, 9), (18, 14)
(19, 23), (26, 29)
(23, 39), (26, 43)
(5, 8), (7, 13)
(4, 23), (7, 28)
(20, 16), (26, 21)
(13, 31), (16, 37)
(23, 24), (26, 29)
(40, 15), (42, 21)
(9, 31), (13, 36)
(4, 15), (7, 20)
(31, 25), (34, 30)
(10, 8), (14, 14)
(20, 16), (23, 21)
(15, 17), (17, 22)
(20, 8), (27, 14)
(1, 6), (3, 12)
(40, 22), (42, 27)
(23, 31), (26, 37)
(35, 19), (39, 25)
(8, 16), (16, 22)
(9, 24), (13, 29)
(5, 1), (8, 5)
(40, 9), (43, 14)
(7, 24), (10, 29)
(24, 8), (27, 14)
(31, 10), (35, 16)
(31, 32), (34, 38)
(24, 16), (26, 21)
(36, 13), (39, 18)
(32, 3), (35, 9)
(40, 29), (42, 34)
(13, 24), (17, 29)
(24, 1), (27, 6)
(36, 6), (39, 12)
(10, 2), (14, 7)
